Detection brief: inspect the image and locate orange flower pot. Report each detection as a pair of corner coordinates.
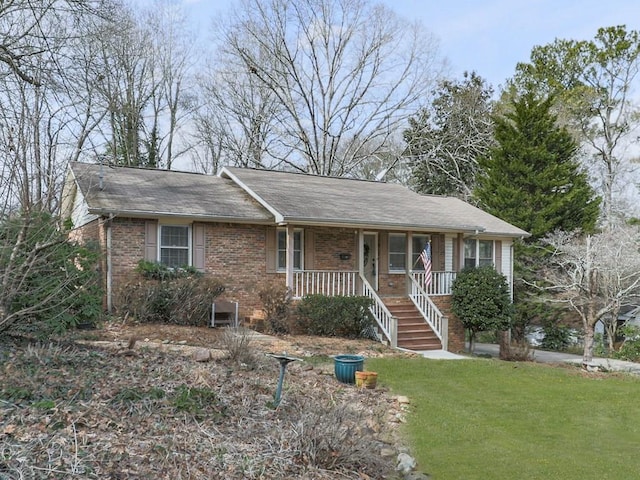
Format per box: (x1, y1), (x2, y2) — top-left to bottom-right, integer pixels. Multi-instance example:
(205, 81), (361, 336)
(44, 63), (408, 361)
(355, 371), (378, 389)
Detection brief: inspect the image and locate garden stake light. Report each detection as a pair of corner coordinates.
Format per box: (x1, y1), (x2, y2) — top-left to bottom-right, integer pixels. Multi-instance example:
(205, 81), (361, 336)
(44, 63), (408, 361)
(266, 353), (301, 407)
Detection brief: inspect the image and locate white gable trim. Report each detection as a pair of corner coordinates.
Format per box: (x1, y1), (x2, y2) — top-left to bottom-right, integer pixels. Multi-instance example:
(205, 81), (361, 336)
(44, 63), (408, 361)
(220, 167), (285, 223)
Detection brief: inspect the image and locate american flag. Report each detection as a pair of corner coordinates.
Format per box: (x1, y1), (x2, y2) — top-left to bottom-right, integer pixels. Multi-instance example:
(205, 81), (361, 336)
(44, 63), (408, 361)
(419, 242), (432, 287)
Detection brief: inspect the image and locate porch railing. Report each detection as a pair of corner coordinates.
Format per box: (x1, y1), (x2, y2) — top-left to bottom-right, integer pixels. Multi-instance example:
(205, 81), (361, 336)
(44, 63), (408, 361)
(410, 270), (456, 296)
(407, 273), (448, 347)
(360, 274), (397, 348)
(293, 270), (358, 298)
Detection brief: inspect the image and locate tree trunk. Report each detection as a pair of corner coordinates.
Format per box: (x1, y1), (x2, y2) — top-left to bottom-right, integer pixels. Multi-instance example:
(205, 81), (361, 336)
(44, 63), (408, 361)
(582, 322), (596, 364)
(498, 330), (511, 360)
(468, 331), (475, 354)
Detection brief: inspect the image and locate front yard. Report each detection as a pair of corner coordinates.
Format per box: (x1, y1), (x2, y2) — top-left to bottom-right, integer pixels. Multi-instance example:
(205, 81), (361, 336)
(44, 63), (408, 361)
(0, 326), (405, 479)
(4, 322), (640, 479)
(368, 356), (640, 479)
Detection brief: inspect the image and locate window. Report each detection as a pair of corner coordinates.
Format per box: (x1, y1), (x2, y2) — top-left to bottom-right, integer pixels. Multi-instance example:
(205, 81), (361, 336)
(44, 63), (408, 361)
(160, 225), (190, 268)
(411, 234), (430, 270)
(388, 233), (406, 272)
(277, 229), (303, 270)
(464, 239), (494, 268)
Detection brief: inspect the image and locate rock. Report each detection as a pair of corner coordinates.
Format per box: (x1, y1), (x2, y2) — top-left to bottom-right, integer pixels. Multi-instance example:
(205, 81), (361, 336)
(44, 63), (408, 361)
(395, 395), (410, 405)
(193, 349), (212, 362)
(380, 447), (396, 458)
(396, 452), (417, 474)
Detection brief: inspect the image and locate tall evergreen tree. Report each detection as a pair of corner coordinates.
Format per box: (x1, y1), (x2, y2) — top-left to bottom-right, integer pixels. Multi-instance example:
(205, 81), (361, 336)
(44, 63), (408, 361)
(475, 93), (600, 239)
(475, 93), (601, 345)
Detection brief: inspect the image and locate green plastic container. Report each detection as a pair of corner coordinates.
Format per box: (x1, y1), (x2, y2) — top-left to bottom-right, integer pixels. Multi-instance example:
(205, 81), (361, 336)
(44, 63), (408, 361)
(334, 354), (364, 384)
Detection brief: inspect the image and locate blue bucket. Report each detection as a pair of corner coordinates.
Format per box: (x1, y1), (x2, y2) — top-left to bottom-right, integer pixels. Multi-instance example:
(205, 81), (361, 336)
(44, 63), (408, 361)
(334, 354), (364, 384)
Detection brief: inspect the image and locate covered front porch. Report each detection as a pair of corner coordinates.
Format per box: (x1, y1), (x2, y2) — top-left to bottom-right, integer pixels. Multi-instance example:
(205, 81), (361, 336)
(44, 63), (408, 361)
(290, 268), (453, 351)
(278, 226), (460, 351)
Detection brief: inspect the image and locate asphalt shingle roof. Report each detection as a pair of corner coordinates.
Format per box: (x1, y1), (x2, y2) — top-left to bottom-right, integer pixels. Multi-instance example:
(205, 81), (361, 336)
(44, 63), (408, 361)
(68, 162), (528, 237)
(69, 162), (272, 222)
(222, 167), (529, 236)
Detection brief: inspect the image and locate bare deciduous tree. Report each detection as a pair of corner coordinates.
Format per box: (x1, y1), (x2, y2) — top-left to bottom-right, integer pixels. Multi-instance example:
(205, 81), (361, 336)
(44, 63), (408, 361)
(0, 1), (107, 334)
(207, 0), (445, 176)
(542, 226), (640, 363)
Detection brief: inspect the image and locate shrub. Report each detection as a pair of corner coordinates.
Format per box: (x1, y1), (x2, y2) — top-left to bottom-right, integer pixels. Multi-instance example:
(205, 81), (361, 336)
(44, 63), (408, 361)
(218, 326), (256, 366)
(115, 266), (225, 326)
(136, 259), (200, 280)
(258, 282), (292, 334)
(451, 265), (513, 353)
(612, 325), (640, 362)
(1, 211), (103, 337)
(540, 321), (572, 351)
(296, 295), (374, 338)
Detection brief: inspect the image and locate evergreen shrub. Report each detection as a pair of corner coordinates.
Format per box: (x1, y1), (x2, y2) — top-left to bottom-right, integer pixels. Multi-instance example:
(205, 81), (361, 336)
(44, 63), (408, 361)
(296, 295), (374, 338)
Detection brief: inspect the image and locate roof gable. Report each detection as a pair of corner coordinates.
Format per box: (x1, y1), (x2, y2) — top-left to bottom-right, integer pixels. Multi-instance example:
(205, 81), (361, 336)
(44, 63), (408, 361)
(68, 162), (273, 223)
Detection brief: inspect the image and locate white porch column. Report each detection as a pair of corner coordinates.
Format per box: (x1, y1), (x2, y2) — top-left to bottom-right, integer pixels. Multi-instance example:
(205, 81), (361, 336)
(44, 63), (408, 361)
(358, 229), (364, 272)
(285, 224), (295, 290)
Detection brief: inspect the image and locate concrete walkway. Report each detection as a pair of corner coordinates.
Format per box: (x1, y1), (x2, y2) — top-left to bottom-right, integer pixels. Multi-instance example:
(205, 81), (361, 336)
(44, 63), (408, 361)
(413, 344), (640, 376)
(474, 343), (640, 376)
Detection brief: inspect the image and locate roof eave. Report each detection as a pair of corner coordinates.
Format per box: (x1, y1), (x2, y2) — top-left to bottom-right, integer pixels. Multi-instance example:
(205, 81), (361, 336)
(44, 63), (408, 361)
(87, 208), (274, 224)
(275, 216), (485, 234)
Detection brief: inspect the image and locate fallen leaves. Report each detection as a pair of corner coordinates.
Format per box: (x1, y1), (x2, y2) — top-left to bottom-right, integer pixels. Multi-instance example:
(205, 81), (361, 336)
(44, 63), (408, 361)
(0, 334), (403, 479)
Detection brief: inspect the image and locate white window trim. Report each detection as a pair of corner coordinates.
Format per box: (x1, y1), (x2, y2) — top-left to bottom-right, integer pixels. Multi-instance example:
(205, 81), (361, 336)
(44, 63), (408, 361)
(464, 238), (494, 268)
(158, 224), (192, 267)
(410, 234), (430, 272)
(276, 228), (304, 271)
(388, 233), (407, 274)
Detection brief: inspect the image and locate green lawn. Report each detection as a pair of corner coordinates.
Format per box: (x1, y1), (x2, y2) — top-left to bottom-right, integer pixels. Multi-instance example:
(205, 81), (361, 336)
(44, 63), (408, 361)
(366, 357), (640, 480)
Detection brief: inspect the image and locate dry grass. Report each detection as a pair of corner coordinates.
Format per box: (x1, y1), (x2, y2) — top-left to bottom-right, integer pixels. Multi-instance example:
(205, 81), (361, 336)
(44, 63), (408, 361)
(0, 329), (406, 479)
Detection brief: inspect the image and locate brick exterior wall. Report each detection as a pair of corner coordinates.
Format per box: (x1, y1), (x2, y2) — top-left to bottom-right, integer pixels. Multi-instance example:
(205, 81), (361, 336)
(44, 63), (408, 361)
(71, 217), (464, 351)
(432, 295), (466, 353)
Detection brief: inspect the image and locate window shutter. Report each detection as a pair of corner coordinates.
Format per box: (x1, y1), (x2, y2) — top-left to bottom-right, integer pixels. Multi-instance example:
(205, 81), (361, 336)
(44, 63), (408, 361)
(495, 240), (502, 272)
(144, 220), (158, 261)
(265, 226), (276, 273)
(304, 229), (315, 270)
(193, 223), (206, 271)
(379, 232), (388, 274)
(453, 234), (461, 271)
(432, 234), (445, 271)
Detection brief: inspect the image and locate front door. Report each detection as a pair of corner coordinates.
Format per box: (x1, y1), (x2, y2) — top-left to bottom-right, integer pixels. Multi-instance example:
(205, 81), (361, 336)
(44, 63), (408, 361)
(363, 233), (378, 290)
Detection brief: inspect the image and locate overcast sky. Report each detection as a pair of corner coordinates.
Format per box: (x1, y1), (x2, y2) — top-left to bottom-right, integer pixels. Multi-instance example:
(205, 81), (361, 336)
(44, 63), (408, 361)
(182, 0), (640, 89)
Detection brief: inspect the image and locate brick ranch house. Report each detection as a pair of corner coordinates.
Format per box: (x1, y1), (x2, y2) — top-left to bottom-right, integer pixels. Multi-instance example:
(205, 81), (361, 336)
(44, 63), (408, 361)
(62, 162), (529, 353)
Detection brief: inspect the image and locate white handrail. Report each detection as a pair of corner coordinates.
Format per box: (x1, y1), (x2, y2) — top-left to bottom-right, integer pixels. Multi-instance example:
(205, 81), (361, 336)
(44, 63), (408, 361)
(408, 273), (447, 346)
(360, 274), (397, 348)
(293, 270), (358, 298)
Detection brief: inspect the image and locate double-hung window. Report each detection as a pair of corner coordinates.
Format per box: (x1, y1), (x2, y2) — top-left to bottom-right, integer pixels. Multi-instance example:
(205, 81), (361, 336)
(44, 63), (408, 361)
(464, 239), (494, 268)
(411, 234), (430, 270)
(388, 233), (407, 272)
(277, 229), (303, 270)
(159, 225), (191, 268)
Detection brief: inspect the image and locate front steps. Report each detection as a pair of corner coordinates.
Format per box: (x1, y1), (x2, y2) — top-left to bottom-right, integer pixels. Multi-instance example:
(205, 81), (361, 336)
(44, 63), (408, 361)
(384, 298), (442, 351)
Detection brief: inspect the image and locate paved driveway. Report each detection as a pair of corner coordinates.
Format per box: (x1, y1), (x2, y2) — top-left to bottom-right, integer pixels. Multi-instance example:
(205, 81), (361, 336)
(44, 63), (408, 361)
(475, 343), (640, 376)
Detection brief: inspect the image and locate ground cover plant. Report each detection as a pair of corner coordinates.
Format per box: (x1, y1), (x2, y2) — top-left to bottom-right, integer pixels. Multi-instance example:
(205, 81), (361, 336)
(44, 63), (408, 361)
(367, 356), (640, 480)
(0, 335), (397, 479)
